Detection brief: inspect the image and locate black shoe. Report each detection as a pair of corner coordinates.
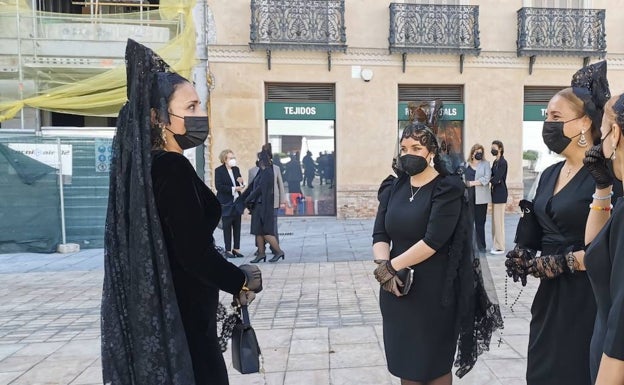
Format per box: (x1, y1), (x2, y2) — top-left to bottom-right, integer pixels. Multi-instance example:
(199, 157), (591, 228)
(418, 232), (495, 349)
(250, 254), (266, 263)
(224, 251), (235, 259)
(268, 253), (284, 263)
(232, 250), (245, 258)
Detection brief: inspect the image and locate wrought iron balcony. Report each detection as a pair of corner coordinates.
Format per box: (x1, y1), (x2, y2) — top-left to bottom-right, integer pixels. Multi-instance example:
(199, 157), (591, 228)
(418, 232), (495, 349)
(249, 0), (347, 70)
(389, 3), (480, 72)
(517, 7), (606, 71)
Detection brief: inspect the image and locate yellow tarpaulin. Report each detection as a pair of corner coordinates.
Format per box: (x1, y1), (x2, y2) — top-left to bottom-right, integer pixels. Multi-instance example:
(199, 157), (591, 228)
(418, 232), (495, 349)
(0, 0), (197, 121)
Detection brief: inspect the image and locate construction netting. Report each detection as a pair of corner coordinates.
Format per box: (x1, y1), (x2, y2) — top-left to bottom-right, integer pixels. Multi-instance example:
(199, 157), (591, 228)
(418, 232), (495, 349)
(0, 0), (197, 121)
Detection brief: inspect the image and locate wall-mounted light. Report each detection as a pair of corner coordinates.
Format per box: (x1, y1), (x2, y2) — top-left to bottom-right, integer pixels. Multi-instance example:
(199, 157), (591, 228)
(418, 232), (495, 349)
(360, 69), (373, 82)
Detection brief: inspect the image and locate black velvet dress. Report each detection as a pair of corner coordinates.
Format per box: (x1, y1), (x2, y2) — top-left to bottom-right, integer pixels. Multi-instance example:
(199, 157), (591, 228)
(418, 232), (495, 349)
(373, 174), (464, 381)
(585, 197), (624, 383)
(151, 151), (246, 385)
(528, 162), (596, 385)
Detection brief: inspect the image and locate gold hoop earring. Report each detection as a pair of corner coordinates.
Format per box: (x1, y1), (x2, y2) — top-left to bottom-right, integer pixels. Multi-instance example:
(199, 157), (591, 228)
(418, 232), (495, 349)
(577, 129), (588, 147)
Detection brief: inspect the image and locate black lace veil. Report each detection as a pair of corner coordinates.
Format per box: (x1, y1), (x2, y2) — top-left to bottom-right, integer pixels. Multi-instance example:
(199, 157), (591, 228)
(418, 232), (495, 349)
(101, 39), (195, 384)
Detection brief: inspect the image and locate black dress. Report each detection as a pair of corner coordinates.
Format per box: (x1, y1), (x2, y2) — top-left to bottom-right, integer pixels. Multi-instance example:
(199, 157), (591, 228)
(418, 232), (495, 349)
(373, 174), (464, 381)
(528, 162), (596, 385)
(585, 196), (624, 383)
(152, 151), (246, 385)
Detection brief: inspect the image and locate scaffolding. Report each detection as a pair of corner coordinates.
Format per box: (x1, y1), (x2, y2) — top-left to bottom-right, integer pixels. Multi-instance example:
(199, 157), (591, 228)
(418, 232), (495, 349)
(0, 0), (197, 126)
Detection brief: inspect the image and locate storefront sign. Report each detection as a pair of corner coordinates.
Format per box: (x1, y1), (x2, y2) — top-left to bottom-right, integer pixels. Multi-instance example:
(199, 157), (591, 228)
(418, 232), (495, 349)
(265, 102), (336, 120)
(397, 103), (464, 121)
(523, 105), (548, 121)
(8, 143), (73, 176)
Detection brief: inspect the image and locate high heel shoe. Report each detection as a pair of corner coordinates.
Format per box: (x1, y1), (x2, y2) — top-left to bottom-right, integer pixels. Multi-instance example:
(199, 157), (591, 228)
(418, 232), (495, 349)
(268, 253), (284, 263)
(250, 254), (266, 263)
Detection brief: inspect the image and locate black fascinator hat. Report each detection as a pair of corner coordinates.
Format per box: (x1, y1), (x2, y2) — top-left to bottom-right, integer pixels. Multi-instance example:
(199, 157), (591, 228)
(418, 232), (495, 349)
(571, 60), (610, 130)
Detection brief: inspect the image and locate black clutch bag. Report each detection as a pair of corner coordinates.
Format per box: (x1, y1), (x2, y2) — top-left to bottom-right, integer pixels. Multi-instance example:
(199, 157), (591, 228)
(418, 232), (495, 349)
(396, 267), (414, 295)
(231, 305), (261, 374)
(514, 199), (542, 251)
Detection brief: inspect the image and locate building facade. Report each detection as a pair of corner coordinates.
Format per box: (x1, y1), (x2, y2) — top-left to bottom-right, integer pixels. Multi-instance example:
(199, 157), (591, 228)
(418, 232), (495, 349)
(206, 0), (624, 218)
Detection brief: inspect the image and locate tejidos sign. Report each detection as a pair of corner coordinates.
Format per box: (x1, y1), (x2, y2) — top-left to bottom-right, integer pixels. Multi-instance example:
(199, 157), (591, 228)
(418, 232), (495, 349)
(265, 102), (336, 120)
(397, 103), (464, 121)
(523, 105), (547, 121)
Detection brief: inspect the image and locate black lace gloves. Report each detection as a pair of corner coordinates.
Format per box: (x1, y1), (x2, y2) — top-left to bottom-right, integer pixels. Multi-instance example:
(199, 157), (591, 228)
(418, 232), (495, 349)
(584, 144), (614, 189)
(505, 246), (536, 286)
(373, 260), (404, 297)
(505, 246), (580, 283)
(236, 264), (263, 306)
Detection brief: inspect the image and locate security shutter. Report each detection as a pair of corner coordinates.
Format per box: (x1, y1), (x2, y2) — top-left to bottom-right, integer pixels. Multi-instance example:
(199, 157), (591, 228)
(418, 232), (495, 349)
(524, 86), (563, 104)
(266, 83), (335, 102)
(398, 85), (463, 103)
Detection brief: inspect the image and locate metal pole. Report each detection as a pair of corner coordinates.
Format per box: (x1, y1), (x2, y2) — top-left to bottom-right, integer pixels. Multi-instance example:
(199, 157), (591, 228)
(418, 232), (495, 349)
(16, 2), (24, 130)
(57, 138), (67, 245)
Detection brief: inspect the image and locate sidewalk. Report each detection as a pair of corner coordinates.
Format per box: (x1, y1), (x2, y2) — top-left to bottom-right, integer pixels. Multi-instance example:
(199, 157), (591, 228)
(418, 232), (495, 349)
(0, 215), (536, 385)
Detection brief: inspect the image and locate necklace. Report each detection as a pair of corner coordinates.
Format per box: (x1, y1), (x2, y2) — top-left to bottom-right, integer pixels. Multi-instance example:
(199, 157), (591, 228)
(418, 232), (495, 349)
(565, 163), (579, 178)
(409, 184), (423, 202)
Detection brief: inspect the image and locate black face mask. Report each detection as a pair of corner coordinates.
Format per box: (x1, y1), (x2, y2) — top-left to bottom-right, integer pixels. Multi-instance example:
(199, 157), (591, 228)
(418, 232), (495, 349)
(542, 117), (581, 154)
(474, 152), (483, 161)
(491, 149), (498, 156)
(399, 154), (429, 176)
(167, 113), (209, 150)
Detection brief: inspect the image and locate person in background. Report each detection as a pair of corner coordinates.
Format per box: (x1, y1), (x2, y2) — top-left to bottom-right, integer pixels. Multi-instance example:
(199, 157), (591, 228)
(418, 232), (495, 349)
(284, 152), (303, 194)
(215, 149), (245, 258)
(489, 140), (508, 255)
(506, 60), (616, 385)
(302, 150), (316, 188)
(243, 150), (285, 263)
(583, 93), (624, 385)
(464, 144), (491, 253)
(249, 144), (288, 256)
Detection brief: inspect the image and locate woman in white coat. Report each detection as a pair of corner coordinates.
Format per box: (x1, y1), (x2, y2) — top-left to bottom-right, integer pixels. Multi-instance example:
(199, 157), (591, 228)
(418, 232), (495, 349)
(464, 144), (491, 253)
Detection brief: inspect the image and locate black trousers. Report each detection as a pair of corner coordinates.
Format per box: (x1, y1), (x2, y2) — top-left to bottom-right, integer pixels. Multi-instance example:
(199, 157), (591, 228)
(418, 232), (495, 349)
(221, 215), (241, 251)
(474, 203), (487, 252)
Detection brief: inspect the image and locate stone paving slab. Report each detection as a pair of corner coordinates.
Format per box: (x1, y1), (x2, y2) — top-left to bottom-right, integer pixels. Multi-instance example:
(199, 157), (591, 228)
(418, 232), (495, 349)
(0, 216), (536, 384)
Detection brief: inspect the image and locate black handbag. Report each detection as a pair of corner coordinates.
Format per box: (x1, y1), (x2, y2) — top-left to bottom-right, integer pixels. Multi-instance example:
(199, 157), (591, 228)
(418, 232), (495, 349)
(514, 199), (542, 251)
(231, 305), (261, 374)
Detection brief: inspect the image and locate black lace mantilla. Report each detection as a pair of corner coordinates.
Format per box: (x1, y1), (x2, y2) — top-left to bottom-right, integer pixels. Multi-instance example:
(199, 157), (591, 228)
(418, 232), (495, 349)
(100, 39), (195, 385)
(444, 177), (504, 378)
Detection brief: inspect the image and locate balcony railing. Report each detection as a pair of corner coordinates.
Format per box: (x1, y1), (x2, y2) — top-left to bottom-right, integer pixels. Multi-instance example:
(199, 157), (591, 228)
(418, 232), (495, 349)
(517, 7), (606, 59)
(389, 3), (479, 72)
(249, 0), (347, 70)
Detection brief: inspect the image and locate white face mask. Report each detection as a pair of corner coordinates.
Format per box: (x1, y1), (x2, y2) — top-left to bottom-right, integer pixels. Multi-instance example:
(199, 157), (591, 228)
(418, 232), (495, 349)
(227, 158), (237, 167)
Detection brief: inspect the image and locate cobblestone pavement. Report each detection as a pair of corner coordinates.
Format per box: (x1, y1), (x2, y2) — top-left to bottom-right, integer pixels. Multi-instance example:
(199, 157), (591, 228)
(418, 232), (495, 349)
(0, 215), (538, 385)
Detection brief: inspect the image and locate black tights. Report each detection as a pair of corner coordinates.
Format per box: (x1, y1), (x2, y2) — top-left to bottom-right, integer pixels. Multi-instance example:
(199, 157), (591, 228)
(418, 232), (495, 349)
(401, 372), (452, 385)
(256, 234), (282, 256)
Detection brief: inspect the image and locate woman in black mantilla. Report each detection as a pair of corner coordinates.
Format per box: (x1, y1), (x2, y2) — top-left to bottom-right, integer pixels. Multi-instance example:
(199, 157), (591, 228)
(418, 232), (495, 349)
(583, 93), (624, 384)
(101, 39), (262, 385)
(506, 61), (620, 385)
(372, 101), (502, 385)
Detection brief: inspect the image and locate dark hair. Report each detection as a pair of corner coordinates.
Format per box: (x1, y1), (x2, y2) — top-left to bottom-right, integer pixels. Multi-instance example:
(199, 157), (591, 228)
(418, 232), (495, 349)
(399, 122), (450, 176)
(149, 72), (189, 148)
(491, 140), (504, 155)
